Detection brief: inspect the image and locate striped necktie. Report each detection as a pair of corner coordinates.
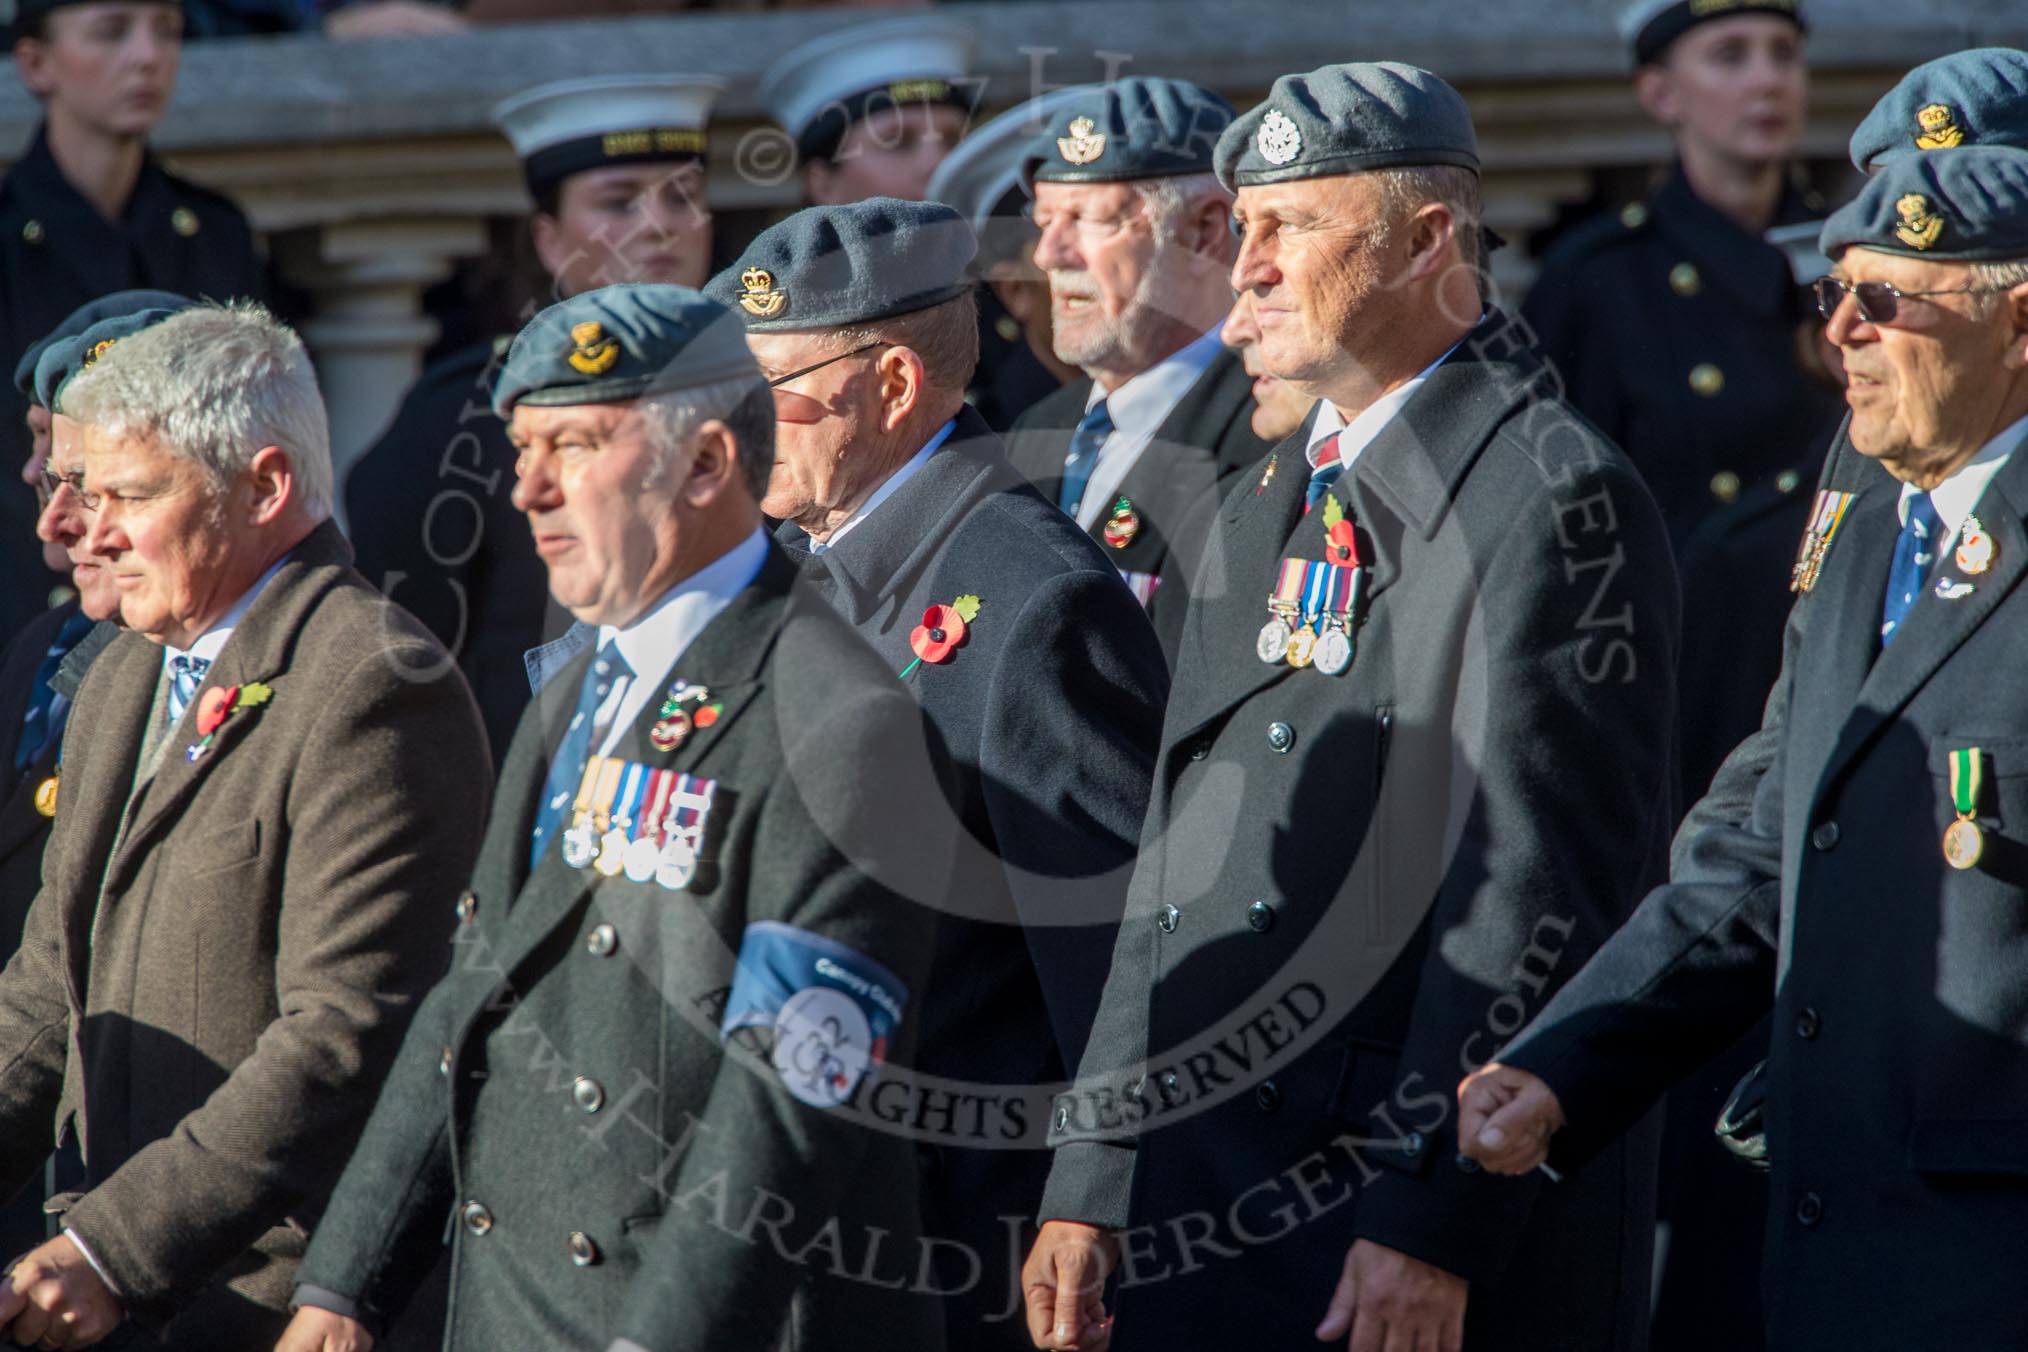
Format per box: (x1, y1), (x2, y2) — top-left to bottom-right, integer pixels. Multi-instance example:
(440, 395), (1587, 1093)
(166, 654), (211, 726)
(1304, 433), (1345, 515)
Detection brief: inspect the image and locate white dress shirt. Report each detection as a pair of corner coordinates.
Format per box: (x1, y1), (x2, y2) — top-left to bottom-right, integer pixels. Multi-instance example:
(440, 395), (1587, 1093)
(1897, 412), (2028, 544)
(1074, 325), (1227, 529)
(587, 527), (769, 755)
(1304, 337), (1467, 472)
(815, 418), (955, 554)
(159, 557), (287, 677)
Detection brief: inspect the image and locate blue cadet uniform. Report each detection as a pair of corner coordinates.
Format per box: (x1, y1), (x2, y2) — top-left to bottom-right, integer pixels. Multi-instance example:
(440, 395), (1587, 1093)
(1503, 145), (2028, 1351)
(297, 286), (953, 1352)
(706, 198), (1167, 1351)
(1003, 78), (1276, 667)
(343, 75), (723, 761)
(1040, 63), (1677, 1350)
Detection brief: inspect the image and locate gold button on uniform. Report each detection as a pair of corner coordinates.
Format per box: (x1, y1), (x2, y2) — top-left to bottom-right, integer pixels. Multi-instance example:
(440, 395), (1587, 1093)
(171, 206), (200, 237)
(1689, 363), (1725, 397)
(1669, 262), (1701, 297)
(1776, 469), (1802, 494)
(21, 220), (43, 245)
(1620, 202), (1649, 229)
(568, 1232), (600, 1267)
(1709, 471), (1742, 503)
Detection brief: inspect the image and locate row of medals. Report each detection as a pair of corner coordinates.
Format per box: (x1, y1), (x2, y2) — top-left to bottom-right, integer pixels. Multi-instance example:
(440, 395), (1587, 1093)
(1257, 612), (1353, 676)
(561, 753), (707, 890)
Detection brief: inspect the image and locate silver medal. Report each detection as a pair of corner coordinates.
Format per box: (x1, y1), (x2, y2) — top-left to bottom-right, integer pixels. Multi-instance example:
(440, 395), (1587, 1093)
(561, 822), (598, 870)
(623, 836), (660, 883)
(1313, 627), (1353, 676)
(1256, 617), (1292, 665)
(656, 836), (699, 891)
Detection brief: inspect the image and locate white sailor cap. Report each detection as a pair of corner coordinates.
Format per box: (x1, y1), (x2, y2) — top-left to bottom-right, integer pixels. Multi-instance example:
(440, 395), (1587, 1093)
(492, 74), (725, 198)
(756, 16), (975, 162)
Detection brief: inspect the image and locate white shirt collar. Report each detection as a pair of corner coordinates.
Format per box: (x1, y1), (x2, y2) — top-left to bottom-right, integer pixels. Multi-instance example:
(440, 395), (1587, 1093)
(1083, 324), (1226, 436)
(813, 419), (956, 554)
(1306, 336), (1465, 471)
(1898, 412), (2028, 536)
(161, 557), (287, 671)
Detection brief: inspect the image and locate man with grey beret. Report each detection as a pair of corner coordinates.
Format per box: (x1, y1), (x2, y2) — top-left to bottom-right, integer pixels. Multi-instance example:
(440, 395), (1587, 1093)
(1465, 143), (2028, 1349)
(283, 283), (953, 1352)
(1026, 61), (1677, 1352)
(707, 198), (1166, 1352)
(1004, 76), (1277, 668)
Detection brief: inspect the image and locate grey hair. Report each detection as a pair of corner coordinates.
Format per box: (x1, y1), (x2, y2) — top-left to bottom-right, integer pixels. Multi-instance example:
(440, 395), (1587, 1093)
(636, 375), (777, 502)
(61, 302), (334, 522)
(817, 290), (982, 394)
(1972, 259), (2028, 300)
(1374, 164), (1484, 279)
(1133, 171), (1233, 246)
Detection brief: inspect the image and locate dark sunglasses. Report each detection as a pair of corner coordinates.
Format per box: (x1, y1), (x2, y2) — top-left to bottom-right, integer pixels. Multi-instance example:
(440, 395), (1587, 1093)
(1812, 275), (2009, 325)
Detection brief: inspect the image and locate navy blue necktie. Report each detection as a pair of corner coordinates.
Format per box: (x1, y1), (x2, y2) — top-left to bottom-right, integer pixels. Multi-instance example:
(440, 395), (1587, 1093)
(1058, 400), (1113, 519)
(528, 641), (632, 870)
(14, 610), (94, 774)
(1304, 433), (1345, 515)
(1880, 491), (1942, 648)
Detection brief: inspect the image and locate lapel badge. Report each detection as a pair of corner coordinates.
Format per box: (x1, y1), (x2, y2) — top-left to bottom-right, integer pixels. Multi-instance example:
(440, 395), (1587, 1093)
(33, 773), (57, 819)
(185, 680), (274, 763)
(567, 322), (622, 375)
(903, 594), (981, 678)
(1256, 109), (1302, 166)
(1256, 454), (1278, 496)
(652, 681), (721, 751)
(1102, 497), (1140, 549)
(1935, 577), (1975, 600)
(1915, 103), (1965, 150)
(1057, 116), (1106, 166)
(1955, 513), (1995, 575)
(738, 268), (787, 318)
(1894, 194), (1945, 251)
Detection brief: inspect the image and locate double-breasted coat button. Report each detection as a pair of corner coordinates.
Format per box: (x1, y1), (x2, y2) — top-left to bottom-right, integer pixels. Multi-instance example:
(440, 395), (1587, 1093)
(1255, 1081), (1281, 1112)
(567, 1232), (600, 1266)
(1689, 363), (1726, 397)
(1267, 722), (1295, 754)
(21, 220), (42, 245)
(1158, 1071), (1181, 1102)
(1054, 1104), (1071, 1132)
(1795, 1008), (1821, 1040)
(1709, 470), (1741, 504)
(171, 206), (200, 237)
(572, 1076), (606, 1114)
(586, 923), (618, 957)
(1810, 822), (1840, 851)
(1188, 741), (1210, 762)
(1620, 202), (1649, 229)
(1156, 904), (1181, 933)
(456, 891), (478, 923)
(1776, 469), (1802, 493)
(1796, 1192), (1823, 1226)
(1246, 900), (1276, 932)
(438, 1045), (453, 1076)
(1402, 1130), (1426, 1154)
(462, 1201), (494, 1236)
(1669, 262), (1701, 297)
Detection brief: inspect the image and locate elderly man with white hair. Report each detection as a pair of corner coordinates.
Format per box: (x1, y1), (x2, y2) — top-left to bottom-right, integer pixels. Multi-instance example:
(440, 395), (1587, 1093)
(0, 302), (488, 1351)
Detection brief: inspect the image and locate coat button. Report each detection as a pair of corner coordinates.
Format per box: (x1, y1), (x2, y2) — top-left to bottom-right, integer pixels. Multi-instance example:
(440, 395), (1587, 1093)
(21, 220), (42, 246)
(462, 1201), (494, 1236)
(1795, 1008), (1820, 1040)
(1188, 740), (1209, 761)
(438, 1044), (452, 1076)
(1158, 1071), (1181, 1103)
(456, 891), (478, 923)
(1709, 470), (1741, 504)
(1402, 1130), (1426, 1154)
(567, 1231), (600, 1267)
(1811, 821), (1840, 851)
(1267, 722), (1295, 754)
(1156, 904), (1181, 934)
(586, 923), (618, 957)
(1669, 261), (1702, 297)
(1796, 1192), (1823, 1226)
(1053, 1105), (1071, 1132)
(1246, 900), (1276, 932)
(1255, 1080), (1281, 1112)
(572, 1077), (606, 1114)
(1689, 363), (1726, 398)
(171, 206), (200, 237)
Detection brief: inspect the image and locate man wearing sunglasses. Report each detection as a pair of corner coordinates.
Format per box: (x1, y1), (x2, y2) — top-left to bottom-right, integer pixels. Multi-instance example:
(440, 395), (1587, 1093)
(1463, 145), (2028, 1349)
(707, 199), (1166, 1352)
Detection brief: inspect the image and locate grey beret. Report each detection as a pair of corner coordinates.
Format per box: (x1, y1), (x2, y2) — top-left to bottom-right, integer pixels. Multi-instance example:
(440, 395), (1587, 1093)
(36, 304), (195, 413)
(704, 198), (976, 333)
(1214, 62), (1478, 193)
(1819, 144), (2028, 262)
(14, 289), (193, 404)
(491, 284), (761, 419)
(1848, 48), (2028, 173)
(926, 88), (1087, 274)
(1022, 77), (1234, 186)
(1619, 0), (1803, 66)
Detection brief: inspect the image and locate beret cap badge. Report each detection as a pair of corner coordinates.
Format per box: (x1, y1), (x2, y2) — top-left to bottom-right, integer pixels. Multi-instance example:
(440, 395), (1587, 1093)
(1057, 116), (1106, 166)
(1255, 109), (1302, 167)
(738, 268), (788, 318)
(84, 338), (117, 367)
(1894, 193), (1945, 250)
(566, 321), (622, 375)
(1915, 102), (1965, 150)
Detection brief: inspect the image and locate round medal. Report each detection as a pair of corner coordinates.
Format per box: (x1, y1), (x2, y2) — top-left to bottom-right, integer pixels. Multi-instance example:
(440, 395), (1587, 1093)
(657, 837), (698, 891)
(650, 711), (692, 752)
(561, 822), (598, 870)
(1285, 624), (1318, 669)
(1313, 627), (1353, 676)
(1956, 520), (1994, 575)
(1256, 617), (1292, 665)
(32, 776), (57, 819)
(594, 828), (628, 877)
(1943, 817), (1984, 871)
(623, 836), (660, 883)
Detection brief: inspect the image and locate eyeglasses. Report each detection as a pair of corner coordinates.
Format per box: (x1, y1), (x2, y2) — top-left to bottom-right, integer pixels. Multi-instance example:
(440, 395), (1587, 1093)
(1812, 275), (2010, 325)
(765, 342), (890, 390)
(38, 467), (98, 511)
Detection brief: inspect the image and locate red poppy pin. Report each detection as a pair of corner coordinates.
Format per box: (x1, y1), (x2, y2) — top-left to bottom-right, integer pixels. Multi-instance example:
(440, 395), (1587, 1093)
(902, 594), (982, 678)
(1321, 494), (1360, 568)
(187, 681), (273, 762)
